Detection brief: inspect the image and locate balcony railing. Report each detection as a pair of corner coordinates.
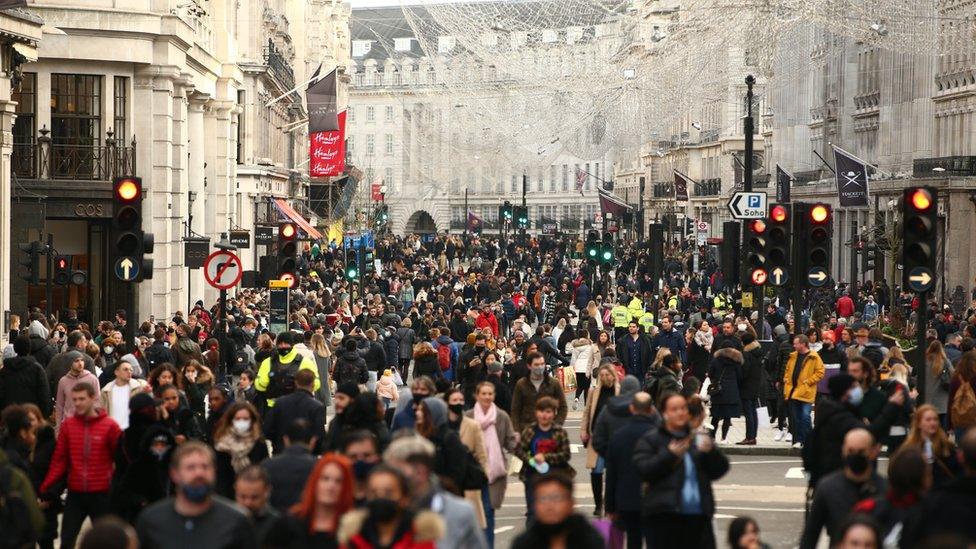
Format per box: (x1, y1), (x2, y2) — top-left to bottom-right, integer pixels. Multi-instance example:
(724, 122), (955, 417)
(652, 182), (673, 198)
(693, 178), (721, 196)
(754, 173), (771, 188)
(13, 130), (136, 181)
(264, 40), (296, 93)
(794, 169), (823, 185)
(914, 156), (976, 177)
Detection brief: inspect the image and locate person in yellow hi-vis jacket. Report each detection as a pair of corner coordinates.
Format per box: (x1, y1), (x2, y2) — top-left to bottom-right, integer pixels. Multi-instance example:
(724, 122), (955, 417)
(627, 294), (644, 321)
(255, 331), (320, 409)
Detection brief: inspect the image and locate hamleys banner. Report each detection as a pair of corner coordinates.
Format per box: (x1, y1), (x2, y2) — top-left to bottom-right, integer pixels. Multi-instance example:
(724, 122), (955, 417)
(310, 110), (346, 177)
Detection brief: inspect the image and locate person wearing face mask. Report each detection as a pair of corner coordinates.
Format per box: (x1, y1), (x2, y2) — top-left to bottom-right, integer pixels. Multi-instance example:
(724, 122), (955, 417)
(511, 351), (568, 432)
(254, 331), (321, 411)
(799, 428), (885, 549)
(213, 402), (269, 499)
(110, 426), (176, 524)
(444, 388), (489, 531)
(339, 429), (382, 505)
(803, 369), (904, 489)
(136, 441), (257, 549)
(511, 473), (605, 549)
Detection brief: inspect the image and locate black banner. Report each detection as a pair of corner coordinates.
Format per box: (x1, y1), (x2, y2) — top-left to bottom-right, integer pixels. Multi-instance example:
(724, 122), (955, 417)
(255, 226), (274, 245)
(0, 0), (27, 9)
(673, 171), (691, 202)
(833, 146), (869, 207)
(184, 238), (210, 269)
(306, 67), (338, 133)
(229, 230), (250, 249)
(776, 165), (792, 203)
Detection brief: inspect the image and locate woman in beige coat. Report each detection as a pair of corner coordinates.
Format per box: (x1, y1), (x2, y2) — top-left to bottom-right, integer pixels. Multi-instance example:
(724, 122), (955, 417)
(445, 387), (488, 529)
(580, 363), (619, 517)
(465, 380), (517, 545)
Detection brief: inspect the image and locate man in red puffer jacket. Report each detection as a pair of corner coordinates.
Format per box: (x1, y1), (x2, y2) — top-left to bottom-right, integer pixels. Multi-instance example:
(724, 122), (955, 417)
(40, 381), (122, 549)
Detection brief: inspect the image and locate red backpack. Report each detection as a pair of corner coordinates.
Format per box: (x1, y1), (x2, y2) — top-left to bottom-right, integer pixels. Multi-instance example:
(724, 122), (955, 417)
(437, 343), (452, 371)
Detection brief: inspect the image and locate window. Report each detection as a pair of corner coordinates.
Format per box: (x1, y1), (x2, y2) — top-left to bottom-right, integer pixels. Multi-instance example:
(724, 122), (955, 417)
(385, 134), (394, 155)
(549, 165), (556, 191)
(236, 89), (245, 164)
(438, 36), (455, 53)
(394, 38), (413, 52)
(366, 106), (375, 123)
(51, 74), (102, 145)
(113, 77), (128, 143)
(348, 106), (356, 123)
(584, 163), (590, 190)
(511, 175), (518, 193)
(595, 162), (600, 187)
(384, 167), (394, 185)
(352, 40), (372, 57)
(12, 72), (36, 145)
(346, 135), (355, 154)
(562, 164), (569, 191)
(366, 134), (375, 155)
(385, 105), (395, 122)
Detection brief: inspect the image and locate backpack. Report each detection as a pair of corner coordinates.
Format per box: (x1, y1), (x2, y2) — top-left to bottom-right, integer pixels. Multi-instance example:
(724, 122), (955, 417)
(266, 354), (300, 399)
(0, 465), (36, 549)
(232, 349), (251, 375)
(437, 344), (452, 372)
(952, 382), (976, 427)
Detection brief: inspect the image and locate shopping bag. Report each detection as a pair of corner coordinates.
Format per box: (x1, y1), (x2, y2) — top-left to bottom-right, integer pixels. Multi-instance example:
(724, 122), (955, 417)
(756, 405), (771, 432)
(392, 368), (404, 386)
(562, 366), (577, 393)
(508, 456), (523, 476)
(592, 518), (625, 549)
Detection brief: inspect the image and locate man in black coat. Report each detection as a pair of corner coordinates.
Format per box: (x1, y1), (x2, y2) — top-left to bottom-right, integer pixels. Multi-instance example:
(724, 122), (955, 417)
(0, 335), (52, 416)
(261, 419), (318, 512)
(263, 369), (325, 454)
(605, 392), (659, 549)
(619, 321), (653, 381)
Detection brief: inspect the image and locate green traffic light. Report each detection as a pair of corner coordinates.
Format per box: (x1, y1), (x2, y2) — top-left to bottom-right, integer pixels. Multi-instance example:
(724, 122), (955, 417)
(602, 251), (612, 261)
(588, 249), (597, 257)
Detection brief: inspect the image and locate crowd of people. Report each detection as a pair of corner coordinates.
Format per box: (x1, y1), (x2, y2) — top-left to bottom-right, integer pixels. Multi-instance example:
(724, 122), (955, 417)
(1, 232), (976, 549)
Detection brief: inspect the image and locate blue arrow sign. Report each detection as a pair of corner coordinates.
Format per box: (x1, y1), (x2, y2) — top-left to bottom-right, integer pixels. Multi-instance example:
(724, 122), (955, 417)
(115, 256), (139, 282)
(907, 267), (934, 293)
(807, 267), (828, 287)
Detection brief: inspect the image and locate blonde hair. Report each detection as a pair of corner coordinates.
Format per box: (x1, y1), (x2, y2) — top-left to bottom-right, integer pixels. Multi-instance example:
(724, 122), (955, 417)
(652, 348), (672, 369)
(310, 333), (331, 358)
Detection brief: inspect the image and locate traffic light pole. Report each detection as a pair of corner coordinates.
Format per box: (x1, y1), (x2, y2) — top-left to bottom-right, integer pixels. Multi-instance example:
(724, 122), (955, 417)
(522, 174), (528, 244)
(743, 75), (762, 328)
(916, 290), (928, 404)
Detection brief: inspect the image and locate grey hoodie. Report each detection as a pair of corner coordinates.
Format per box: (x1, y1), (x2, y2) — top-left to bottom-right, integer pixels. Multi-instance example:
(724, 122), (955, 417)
(424, 396), (449, 430)
(28, 320), (49, 340)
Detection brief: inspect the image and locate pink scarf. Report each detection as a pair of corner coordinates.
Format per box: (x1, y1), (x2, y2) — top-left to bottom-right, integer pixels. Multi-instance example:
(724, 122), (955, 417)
(474, 403), (507, 482)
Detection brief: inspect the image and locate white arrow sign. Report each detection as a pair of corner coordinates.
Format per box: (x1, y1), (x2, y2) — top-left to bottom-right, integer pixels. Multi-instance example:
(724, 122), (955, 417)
(909, 272), (932, 286)
(727, 191), (768, 219)
(120, 258), (133, 278)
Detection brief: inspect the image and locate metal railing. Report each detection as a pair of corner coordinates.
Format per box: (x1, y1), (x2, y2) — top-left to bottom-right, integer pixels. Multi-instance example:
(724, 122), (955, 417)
(264, 40), (296, 93)
(693, 178), (721, 196)
(914, 156), (976, 177)
(13, 130), (136, 181)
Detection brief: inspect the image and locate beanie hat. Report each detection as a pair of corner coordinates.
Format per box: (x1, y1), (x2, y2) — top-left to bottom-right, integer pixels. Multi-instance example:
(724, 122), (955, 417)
(344, 338), (358, 352)
(13, 335), (30, 357)
(828, 373), (857, 401)
(620, 375), (641, 396)
(487, 361), (503, 374)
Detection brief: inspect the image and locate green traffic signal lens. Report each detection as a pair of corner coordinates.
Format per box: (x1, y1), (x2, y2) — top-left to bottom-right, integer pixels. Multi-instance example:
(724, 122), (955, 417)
(602, 251), (612, 260)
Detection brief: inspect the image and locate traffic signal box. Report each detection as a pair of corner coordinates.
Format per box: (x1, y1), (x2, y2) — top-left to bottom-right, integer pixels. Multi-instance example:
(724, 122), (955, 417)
(345, 248), (360, 281)
(585, 230), (600, 261)
(902, 187), (937, 293)
(277, 223), (298, 283)
(601, 231), (614, 264)
(112, 177), (154, 281)
(793, 202), (833, 289)
(515, 206), (529, 229)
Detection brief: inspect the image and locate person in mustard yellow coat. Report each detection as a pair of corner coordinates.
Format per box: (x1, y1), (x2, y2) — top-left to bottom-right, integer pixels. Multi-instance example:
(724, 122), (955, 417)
(782, 334), (825, 446)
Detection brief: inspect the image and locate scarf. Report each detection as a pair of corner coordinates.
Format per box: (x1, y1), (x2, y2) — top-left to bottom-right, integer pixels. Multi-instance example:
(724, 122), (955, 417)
(694, 329), (714, 352)
(215, 431), (257, 474)
(474, 403), (507, 482)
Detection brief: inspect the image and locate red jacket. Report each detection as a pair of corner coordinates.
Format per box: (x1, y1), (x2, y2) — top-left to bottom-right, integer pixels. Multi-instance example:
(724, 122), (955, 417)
(475, 311), (499, 337)
(836, 295), (855, 318)
(41, 409), (122, 495)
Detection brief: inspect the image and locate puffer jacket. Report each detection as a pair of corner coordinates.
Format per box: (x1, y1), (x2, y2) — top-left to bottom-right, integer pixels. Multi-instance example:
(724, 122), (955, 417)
(707, 348), (744, 406)
(739, 341), (765, 400)
(41, 409), (122, 495)
(0, 355), (52, 416)
(412, 348), (442, 380)
(570, 338), (599, 375)
(333, 349), (368, 386)
(783, 350), (826, 404)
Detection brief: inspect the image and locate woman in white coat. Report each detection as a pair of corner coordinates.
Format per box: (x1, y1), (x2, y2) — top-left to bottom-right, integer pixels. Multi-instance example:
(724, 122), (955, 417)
(569, 334), (600, 410)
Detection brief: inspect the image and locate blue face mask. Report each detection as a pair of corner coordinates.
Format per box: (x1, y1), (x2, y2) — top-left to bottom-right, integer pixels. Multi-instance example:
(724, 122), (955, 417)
(181, 482), (213, 503)
(848, 385), (864, 407)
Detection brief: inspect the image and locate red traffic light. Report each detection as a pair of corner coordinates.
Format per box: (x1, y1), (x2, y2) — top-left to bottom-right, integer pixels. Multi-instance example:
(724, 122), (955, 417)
(748, 219), (767, 234)
(750, 268), (768, 285)
(910, 189), (933, 211)
(770, 205), (788, 223)
(810, 204), (830, 223)
(114, 177), (141, 203)
(279, 223), (297, 240)
(56, 257), (68, 270)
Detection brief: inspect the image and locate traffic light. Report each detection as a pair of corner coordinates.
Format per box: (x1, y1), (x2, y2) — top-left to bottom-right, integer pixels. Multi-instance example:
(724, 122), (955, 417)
(862, 243), (878, 274)
(515, 206), (528, 229)
(794, 202), (833, 288)
(344, 248), (360, 281)
(499, 201), (514, 225)
(18, 241), (41, 284)
(585, 230), (600, 261)
(601, 231), (614, 264)
(902, 187), (938, 293)
(53, 255), (70, 286)
(375, 205), (389, 227)
(112, 177), (154, 281)
(766, 204), (791, 285)
(363, 247), (376, 275)
(277, 223), (298, 279)
(744, 217), (768, 286)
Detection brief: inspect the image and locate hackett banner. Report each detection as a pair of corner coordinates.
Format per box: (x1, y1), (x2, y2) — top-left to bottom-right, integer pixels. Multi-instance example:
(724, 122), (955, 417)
(673, 171), (692, 202)
(371, 183), (384, 202)
(310, 110), (346, 177)
(775, 165), (792, 203)
(306, 67), (338, 133)
(833, 145), (869, 207)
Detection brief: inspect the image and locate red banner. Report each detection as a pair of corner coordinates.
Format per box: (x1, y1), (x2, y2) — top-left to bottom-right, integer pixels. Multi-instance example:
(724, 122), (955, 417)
(310, 110), (346, 177)
(371, 183), (384, 202)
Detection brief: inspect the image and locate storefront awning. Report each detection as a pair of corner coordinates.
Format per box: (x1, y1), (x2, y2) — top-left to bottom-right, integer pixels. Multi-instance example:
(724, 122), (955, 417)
(273, 198), (323, 240)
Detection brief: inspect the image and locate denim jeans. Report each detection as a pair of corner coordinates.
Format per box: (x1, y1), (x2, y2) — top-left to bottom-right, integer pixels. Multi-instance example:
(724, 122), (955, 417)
(742, 398), (759, 439)
(789, 399), (813, 444)
(481, 485), (495, 548)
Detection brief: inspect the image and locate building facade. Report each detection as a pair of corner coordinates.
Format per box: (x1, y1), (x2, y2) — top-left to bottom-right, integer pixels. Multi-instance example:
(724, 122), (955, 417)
(8, 0), (349, 326)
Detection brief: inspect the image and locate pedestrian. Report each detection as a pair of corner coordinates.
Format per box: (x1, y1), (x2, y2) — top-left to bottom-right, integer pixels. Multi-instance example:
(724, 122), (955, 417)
(800, 428), (886, 549)
(397, 317), (417, 379)
(591, 374), (642, 457)
(901, 404), (961, 489)
(415, 396), (469, 494)
(581, 363), (618, 517)
(263, 369), (326, 453)
(309, 332), (334, 406)
(782, 335), (825, 447)
(0, 404), (52, 546)
(411, 341), (443, 381)
(569, 333), (599, 410)
(213, 401), (270, 498)
(510, 472), (604, 549)
(262, 418), (318, 511)
(0, 334), (51, 416)
(110, 424), (175, 524)
(136, 441), (257, 549)
(633, 392), (728, 548)
(390, 376), (434, 433)
(949, 352), (976, 440)
(158, 383), (204, 443)
(620, 320), (653, 381)
(254, 331), (321, 410)
(232, 465), (279, 545)
(511, 351), (568, 432)
(727, 516), (771, 549)
(738, 331), (764, 446)
(99, 360), (147, 430)
(376, 368), (400, 410)
(833, 516), (881, 549)
(466, 381), (518, 547)
(40, 382), (123, 549)
(708, 347), (743, 443)
(514, 396), (573, 521)
(605, 392), (659, 549)
(54, 350), (102, 426)
(851, 447), (927, 544)
(340, 429), (382, 503)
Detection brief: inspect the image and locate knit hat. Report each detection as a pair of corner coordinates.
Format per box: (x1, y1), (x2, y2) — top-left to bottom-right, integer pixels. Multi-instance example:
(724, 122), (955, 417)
(13, 335), (30, 357)
(336, 382), (361, 398)
(828, 373), (857, 401)
(64, 350), (85, 363)
(487, 361), (503, 374)
(620, 375), (641, 396)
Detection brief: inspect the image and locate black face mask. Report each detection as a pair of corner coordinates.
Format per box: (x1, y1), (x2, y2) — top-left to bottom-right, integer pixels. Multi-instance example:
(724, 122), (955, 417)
(448, 403), (464, 416)
(412, 394), (428, 407)
(845, 453), (870, 475)
(534, 517), (571, 538)
(352, 460), (375, 481)
(277, 347), (292, 357)
(367, 498), (400, 523)
(475, 345), (485, 352)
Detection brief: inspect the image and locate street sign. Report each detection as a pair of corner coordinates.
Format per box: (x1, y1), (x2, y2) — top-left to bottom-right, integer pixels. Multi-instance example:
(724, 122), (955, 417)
(907, 267), (934, 292)
(115, 257), (139, 282)
(741, 291), (753, 308)
(268, 279), (290, 289)
(255, 226), (274, 245)
(807, 267), (829, 287)
(279, 272), (297, 289)
(183, 238), (210, 269)
(727, 191), (768, 219)
(770, 267), (789, 287)
(229, 230), (250, 249)
(203, 250), (243, 290)
(696, 220), (709, 232)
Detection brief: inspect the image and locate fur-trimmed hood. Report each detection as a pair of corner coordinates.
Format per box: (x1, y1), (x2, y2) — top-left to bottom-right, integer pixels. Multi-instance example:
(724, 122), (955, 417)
(713, 347), (744, 363)
(337, 508), (445, 545)
(743, 340), (762, 353)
